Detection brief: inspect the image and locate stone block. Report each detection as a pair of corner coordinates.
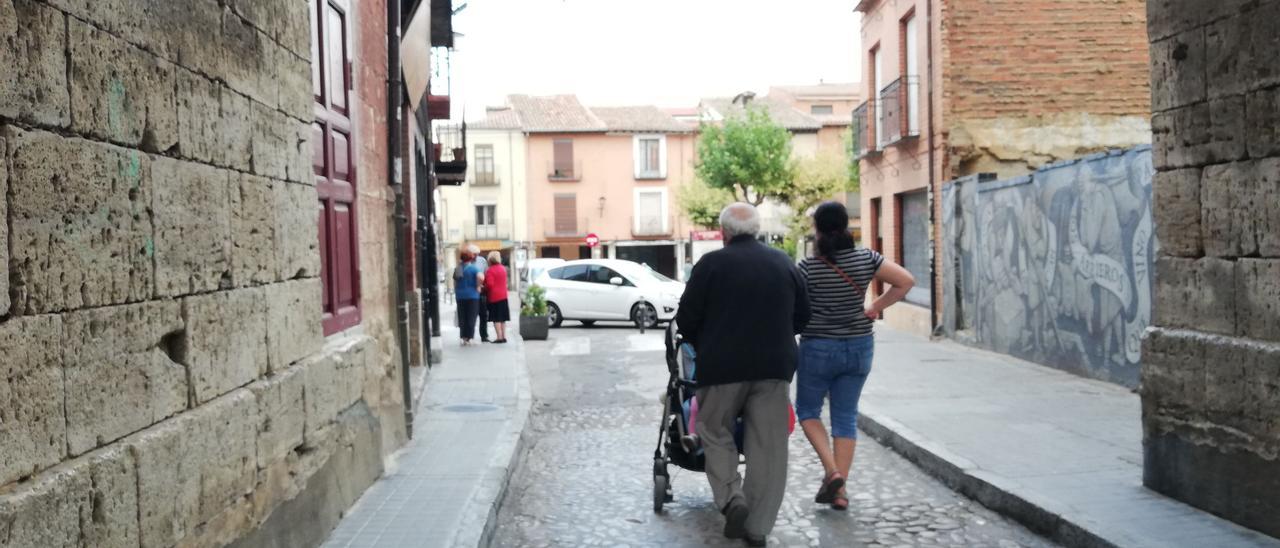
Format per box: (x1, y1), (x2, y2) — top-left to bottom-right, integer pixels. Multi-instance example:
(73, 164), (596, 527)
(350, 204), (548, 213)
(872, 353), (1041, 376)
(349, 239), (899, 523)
(1152, 168), (1203, 257)
(1149, 31), (1205, 112)
(304, 339), (369, 438)
(277, 45), (314, 122)
(176, 69), (222, 166)
(277, 0), (312, 61)
(267, 279), (323, 371)
(63, 301), (187, 456)
(1201, 159), (1280, 258)
(222, 89), (256, 172)
(1146, 0), (1252, 41)
(153, 157), (233, 297)
(6, 128), (153, 314)
(0, 443), (140, 548)
(0, 0), (68, 127)
(1204, 2), (1280, 98)
(184, 288), (269, 404)
(40, 0), (160, 56)
(129, 390), (257, 548)
(1141, 327), (1208, 412)
(1151, 97), (1247, 170)
(274, 181), (322, 280)
(250, 365), (306, 466)
(230, 175), (279, 286)
(0, 316), (65, 486)
(69, 19), (178, 152)
(1235, 259), (1280, 342)
(0, 132), (6, 316)
(221, 8), (275, 109)
(1153, 256), (1235, 336)
(251, 102), (295, 181)
(1246, 86), (1280, 160)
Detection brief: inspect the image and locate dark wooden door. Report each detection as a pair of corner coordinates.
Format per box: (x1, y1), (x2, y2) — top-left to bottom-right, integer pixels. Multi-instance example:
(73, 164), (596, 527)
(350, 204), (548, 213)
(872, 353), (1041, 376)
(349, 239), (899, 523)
(312, 0), (361, 334)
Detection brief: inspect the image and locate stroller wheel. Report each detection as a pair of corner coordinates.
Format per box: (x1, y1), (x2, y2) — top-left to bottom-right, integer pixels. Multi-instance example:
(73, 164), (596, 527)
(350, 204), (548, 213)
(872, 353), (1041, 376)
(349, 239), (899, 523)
(653, 474), (669, 513)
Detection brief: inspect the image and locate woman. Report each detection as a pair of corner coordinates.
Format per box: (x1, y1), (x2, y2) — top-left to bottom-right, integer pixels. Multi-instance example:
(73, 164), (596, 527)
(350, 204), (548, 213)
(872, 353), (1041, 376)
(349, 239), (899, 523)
(483, 251), (510, 343)
(796, 201), (914, 510)
(455, 250), (485, 346)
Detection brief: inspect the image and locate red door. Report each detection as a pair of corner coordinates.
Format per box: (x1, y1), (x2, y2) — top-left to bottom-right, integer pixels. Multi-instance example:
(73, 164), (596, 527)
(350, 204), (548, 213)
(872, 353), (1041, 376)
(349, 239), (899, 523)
(312, 0), (361, 334)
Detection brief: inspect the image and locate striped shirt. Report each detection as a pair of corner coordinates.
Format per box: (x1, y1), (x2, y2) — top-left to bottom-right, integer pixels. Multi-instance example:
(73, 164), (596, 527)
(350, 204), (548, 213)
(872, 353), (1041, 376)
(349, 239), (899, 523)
(798, 248), (884, 338)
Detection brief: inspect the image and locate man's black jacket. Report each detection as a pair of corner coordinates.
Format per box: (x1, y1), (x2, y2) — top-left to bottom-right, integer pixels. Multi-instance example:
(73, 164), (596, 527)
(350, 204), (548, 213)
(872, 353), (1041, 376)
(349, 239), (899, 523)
(676, 235), (810, 387)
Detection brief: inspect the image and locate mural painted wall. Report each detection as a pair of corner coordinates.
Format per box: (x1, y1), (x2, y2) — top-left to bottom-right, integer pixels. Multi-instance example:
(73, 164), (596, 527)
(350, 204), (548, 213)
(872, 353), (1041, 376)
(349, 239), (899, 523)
(941, 146), (1155, 387)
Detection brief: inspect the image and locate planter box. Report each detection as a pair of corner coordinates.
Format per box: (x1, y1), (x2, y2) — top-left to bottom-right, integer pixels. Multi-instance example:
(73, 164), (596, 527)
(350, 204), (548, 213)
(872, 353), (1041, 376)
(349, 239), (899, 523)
(519, 316), (549, 340)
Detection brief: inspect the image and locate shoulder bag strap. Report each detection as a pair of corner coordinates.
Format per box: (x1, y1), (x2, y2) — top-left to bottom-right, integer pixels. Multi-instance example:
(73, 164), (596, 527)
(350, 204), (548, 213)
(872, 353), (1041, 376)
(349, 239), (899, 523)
(818, 255), (865, 297)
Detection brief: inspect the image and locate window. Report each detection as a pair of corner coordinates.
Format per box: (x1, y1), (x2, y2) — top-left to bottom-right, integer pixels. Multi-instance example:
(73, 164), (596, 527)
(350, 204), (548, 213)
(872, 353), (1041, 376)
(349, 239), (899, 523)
(898, 191), (932, 306)
(634, 135), (665, 179)
(553, 194), (577, 235)
(589, 266), (631, 286)
(810, 104), (834, 115)
(870, 45), (883, 148)
(633, 188), (668, 236)
(474, 144), (495, 185)
(540, 246), (561, 259)
(552, 139), (575, 179)
(869, 197), (884, 296)
(902, 13), (920, 136)
(577, 245), (592, 259)
(475, 204), (496, 239)
(312, 0), (361, 335)
(557, 264), (590, 282)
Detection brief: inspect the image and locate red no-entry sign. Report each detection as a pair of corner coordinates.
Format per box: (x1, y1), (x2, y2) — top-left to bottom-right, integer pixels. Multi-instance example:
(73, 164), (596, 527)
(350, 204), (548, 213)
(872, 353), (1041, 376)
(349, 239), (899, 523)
(585, 233), (600, 248)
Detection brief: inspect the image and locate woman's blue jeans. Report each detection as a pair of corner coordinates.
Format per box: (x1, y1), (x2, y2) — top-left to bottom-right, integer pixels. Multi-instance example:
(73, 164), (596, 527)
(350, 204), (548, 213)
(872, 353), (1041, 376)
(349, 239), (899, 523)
(795, 335), (875, 439)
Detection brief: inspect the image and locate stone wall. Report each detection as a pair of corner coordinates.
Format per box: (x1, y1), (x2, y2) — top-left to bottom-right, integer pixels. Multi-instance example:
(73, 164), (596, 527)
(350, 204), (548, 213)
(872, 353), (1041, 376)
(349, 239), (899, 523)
(1141, 0), (1280, 538)
(0, 0), (405, 546)
(942, 147), (1156, 388)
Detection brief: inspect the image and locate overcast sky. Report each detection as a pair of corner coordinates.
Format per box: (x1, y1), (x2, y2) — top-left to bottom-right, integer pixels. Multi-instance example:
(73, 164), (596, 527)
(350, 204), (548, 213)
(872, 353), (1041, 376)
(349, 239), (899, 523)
(449, 0), (862, 119)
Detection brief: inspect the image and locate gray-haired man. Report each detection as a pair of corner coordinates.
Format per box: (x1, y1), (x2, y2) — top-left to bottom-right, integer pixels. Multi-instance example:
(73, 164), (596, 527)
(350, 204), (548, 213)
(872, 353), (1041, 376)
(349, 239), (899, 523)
(676, 203), (810, 546)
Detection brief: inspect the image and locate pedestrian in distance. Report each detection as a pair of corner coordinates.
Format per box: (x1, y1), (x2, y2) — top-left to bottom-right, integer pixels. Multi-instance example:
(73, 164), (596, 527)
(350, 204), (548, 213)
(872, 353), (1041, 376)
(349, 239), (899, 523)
(677, 203), (811, 547)
(795, 201), (914, 510)
(455, 249), (485, 346)
(469, 244), (493, 342)
(484, 251), (511, 343)
(682, 256), (694, 282)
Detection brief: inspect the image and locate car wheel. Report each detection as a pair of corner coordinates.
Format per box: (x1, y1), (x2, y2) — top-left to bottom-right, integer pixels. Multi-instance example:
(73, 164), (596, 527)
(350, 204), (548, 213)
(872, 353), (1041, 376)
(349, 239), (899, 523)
(581, 320), (596, 327)
(632, 302), (658, 329)
(547, 303), (563, 328)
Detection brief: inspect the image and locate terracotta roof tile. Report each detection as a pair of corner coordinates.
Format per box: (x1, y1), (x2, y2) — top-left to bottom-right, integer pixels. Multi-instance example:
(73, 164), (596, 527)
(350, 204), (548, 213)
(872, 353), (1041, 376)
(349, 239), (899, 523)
(699, 96), (822, 131)
(590, 106), (692, 133)
(507, 94), (606, 133)
(470, 107), (522, 130)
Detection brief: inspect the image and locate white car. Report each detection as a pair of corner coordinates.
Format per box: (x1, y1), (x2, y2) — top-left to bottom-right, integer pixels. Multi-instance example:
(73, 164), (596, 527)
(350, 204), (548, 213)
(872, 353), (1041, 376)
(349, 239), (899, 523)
(520, 258), (566, 295)
(535, 259), (684, 328)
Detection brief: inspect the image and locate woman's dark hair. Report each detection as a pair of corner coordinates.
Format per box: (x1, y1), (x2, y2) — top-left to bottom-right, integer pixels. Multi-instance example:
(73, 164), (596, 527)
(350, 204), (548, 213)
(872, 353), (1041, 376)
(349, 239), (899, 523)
(813, 201), (855, 258)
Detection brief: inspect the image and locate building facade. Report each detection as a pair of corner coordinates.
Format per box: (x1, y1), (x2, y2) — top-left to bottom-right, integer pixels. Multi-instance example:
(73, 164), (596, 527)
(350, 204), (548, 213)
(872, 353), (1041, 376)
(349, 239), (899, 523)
(0, 0), (453, 545)
(439, 106), (527, 277)
(854, 0), (1152, 335)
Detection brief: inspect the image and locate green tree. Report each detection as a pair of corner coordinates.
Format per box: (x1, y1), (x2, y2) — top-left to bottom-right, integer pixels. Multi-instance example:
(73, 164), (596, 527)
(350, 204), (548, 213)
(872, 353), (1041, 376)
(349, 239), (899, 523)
(694, 108), (795, 206)
(677, 179), (734, 228)
(778, 152), (860, 244)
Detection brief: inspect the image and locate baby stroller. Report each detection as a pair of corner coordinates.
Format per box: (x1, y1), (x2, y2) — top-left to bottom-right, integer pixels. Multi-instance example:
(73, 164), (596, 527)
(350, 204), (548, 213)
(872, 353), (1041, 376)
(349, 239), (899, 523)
(653, 320), (746, 513)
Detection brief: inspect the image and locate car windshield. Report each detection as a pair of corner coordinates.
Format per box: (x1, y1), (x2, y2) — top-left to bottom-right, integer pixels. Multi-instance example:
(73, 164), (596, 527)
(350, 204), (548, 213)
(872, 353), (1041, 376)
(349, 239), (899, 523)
(638, 265), (675, 283)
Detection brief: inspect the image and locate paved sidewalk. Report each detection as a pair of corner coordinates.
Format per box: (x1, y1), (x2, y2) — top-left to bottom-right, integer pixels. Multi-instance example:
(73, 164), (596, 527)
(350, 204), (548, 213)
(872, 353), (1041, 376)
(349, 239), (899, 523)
(860, 326), (1278, 548)
(322, 307), (532, 548)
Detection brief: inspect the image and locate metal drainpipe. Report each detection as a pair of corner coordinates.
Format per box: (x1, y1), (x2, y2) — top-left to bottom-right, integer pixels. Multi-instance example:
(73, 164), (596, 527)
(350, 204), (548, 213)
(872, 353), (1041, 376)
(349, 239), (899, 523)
(386, 0), (413, 437)
(926, 0), (939, 336)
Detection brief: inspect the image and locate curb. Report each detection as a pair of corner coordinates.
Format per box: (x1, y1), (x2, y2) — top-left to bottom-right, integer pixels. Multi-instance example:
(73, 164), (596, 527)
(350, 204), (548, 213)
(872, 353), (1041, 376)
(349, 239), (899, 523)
(858, 406), (1114, 548)
(449, 339), (534, 548)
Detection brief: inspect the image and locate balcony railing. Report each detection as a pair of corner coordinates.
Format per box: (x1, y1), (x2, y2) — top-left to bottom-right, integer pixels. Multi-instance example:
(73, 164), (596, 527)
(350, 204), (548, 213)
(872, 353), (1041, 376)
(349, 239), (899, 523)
(878, 76), (921, 147)
(432, 121), (467, 185)
(632, 216), (673, 237)
(465, 220), (511, 241)
(548, 160), (583, 182)
(472, 170), (499, 186)
(852, 101), (878, 158)
(544, 217), (589, 238)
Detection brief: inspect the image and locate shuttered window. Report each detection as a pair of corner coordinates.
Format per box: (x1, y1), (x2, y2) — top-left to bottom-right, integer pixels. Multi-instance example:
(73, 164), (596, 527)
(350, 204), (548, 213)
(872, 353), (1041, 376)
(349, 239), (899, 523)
(554, 194), (577, 235)
(312, 0), (361, 335)
(553, 139), (574, 178)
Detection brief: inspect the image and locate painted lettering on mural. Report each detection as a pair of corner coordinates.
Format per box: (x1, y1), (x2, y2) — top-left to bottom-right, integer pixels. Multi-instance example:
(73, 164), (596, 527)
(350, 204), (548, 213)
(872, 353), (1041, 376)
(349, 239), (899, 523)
(942, 147), (1155, 388)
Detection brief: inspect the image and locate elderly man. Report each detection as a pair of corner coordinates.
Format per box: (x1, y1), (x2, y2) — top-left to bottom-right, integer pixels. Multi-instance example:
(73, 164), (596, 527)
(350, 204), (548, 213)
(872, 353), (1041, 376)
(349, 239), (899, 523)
(677, 203), (810, 546)
(467, 244), (492, 342)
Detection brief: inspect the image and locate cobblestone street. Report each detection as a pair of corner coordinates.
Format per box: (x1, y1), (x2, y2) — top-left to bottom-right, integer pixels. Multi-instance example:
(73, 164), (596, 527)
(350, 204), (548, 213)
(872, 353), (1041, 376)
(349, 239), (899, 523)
(491, 325), (1055, 547)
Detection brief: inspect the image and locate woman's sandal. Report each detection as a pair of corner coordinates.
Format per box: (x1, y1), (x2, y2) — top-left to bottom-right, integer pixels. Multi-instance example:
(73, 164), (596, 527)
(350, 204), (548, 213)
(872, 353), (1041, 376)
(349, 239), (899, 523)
(831, 491), (849, 511)
(814, 471), (846, 504)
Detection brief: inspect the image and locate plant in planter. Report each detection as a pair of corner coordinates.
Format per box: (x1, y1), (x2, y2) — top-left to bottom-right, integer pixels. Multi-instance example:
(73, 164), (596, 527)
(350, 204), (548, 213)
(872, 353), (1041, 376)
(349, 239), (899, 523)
(519, 284), (551, 341)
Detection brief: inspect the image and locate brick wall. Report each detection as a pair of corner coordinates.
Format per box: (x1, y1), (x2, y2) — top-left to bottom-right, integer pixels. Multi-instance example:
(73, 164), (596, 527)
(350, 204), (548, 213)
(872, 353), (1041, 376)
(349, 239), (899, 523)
(1141, 0), (1280, 538)
(0, 0), (404, 545)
